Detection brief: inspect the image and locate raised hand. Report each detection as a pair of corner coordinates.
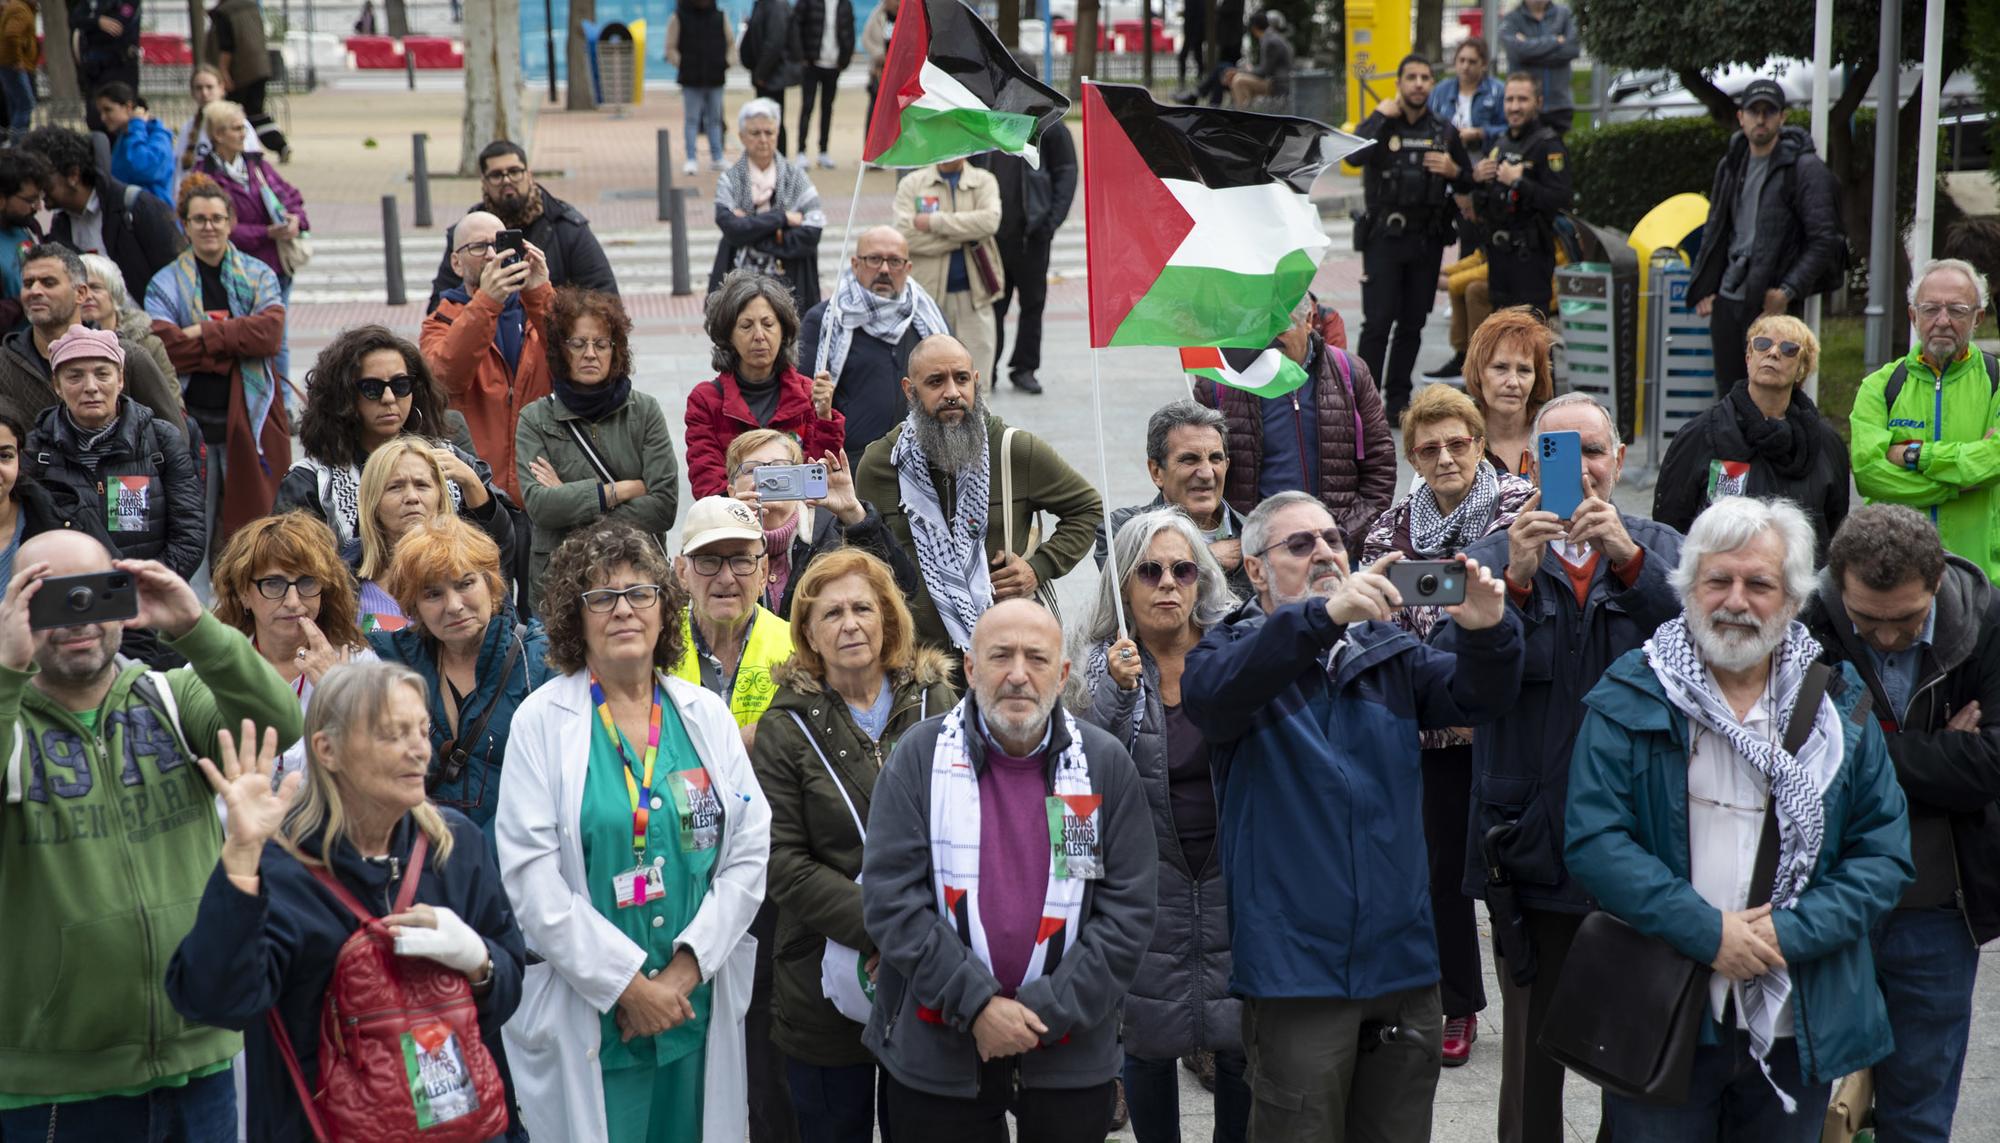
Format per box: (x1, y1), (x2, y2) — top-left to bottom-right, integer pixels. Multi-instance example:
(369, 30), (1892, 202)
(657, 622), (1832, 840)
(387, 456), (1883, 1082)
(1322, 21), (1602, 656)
(809, 449), (865, 526)
(1442, 557), (1507, 631)
(294, 617), (350, 686)
(1504, 491), (1562, 591)
(1326, 552), (1402, 626)
(199, 722), (297, 881)
(0, 562), (49, 672)
(118, 559), (203, 639)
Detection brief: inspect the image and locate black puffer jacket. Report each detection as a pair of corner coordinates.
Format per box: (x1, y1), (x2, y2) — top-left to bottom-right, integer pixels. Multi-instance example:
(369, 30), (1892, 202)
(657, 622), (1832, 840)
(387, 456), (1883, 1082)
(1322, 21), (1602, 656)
(425, 186), (619, 313)
(766, 501), (921, 621)
(741, 0), (804, 90)
(1805, 556), (2000, 944)
(1688, 126), (1845, 304)
(1652, 382), (1850, 562)
(790, 0), (854, 70)
(27, 396), (205, 576)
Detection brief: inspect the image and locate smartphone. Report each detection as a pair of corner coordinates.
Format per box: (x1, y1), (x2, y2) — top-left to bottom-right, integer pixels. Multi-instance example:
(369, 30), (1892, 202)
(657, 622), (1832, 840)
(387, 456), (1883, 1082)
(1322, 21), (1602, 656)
(494, 229), (524, 261)
(1386, 559), (1468, 607)
(29, 571), (139, 631)
(1536, 430), (1586, 520)
(752, 463), (829, 502)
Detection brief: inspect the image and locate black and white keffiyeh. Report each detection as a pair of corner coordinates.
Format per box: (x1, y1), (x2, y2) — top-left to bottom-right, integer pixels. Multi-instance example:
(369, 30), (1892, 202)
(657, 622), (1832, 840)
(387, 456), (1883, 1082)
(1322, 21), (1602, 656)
(1408, 460), (1501, 557)
(891, 418), (993, 651)
(296, 452), (468, 556)
(716, 156), (827, 278)
(1644, 616), (1842, 1110)
(815, 269), (949, 382)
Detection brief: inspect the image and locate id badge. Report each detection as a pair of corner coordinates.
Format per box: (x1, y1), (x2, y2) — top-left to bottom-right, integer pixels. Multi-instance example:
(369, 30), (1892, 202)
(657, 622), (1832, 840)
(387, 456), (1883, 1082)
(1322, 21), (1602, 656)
(671, 767), (723, 852)
(1045, 794), (1104, 880)
(613, 863), (666, 908)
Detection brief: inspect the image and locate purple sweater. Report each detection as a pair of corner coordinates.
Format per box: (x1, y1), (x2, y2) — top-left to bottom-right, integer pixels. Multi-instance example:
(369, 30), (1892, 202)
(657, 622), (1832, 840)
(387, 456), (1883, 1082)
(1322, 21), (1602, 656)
(979, 743), (1052, 995)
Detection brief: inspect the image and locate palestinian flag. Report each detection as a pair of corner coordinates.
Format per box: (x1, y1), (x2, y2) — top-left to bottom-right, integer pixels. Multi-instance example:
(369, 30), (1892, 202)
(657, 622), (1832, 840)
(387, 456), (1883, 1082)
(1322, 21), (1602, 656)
(863, 0), (1069, 168)
(1179, 345), (1311, 398)
(1083, 81), (1370, 349)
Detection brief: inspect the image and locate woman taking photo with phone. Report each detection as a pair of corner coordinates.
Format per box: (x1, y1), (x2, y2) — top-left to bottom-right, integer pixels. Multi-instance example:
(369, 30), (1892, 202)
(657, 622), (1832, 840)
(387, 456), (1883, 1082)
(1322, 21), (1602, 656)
(725, 429), (916, 621)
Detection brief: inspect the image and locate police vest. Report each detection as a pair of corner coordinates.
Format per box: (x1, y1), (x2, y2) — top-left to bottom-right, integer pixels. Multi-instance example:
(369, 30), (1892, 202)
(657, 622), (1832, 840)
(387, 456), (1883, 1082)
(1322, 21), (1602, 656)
(671, 604), (793, 728)
(1475, 123), (1561, 222)
(1370, 113), (1454, 214)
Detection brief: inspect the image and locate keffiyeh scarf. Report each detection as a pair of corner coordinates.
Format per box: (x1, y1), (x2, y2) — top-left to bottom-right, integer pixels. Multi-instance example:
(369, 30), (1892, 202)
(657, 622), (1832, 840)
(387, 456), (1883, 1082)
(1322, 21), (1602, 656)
(297, 451), (467, 559)
(1644, 616), (1841, 1110)
(1408, 460), (1501, 557)
(891, 418), (993, 652)
(158, 245), (283, 459)
(930, 699), (1093, 991)
(717, 156), (827, 278)
(815, 269), (948, 382)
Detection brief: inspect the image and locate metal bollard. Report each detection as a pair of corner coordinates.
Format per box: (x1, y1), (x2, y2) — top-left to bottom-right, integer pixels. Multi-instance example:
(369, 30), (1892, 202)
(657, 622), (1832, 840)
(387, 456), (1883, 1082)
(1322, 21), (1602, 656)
(412, 133), (433, 228)
(383, 195), (407, 306)
(657, 129), (674, 222)
(404, 44), (417, 91)
(669, 188), (691, 296)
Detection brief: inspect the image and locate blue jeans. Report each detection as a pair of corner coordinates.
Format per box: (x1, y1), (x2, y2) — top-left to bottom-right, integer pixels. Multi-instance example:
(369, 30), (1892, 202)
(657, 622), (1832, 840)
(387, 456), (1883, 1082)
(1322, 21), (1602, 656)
(683, 86), (725, 164)
(0, 1069), (236, 1142)
(1124, 1051), (1251, 1143)
(1872, 907), (1981, 1143)
(0, 67), (32, 139)
(1603, 1028), (1827, 1143)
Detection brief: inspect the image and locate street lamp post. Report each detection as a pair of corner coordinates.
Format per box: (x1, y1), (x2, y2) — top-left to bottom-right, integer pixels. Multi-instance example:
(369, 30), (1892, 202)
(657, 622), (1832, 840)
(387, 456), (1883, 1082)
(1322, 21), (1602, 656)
(545, 0), (559, 103)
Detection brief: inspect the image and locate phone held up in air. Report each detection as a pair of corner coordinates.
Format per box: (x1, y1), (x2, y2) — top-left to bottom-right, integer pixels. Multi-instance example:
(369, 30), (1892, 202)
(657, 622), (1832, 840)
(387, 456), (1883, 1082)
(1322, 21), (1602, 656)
(29, 571), (139, 631)
(1535, 430), (1586, 520)
(494, 229), (525, 261)
(1386, 559), (1468, 607)
(752, 463), (829, 502)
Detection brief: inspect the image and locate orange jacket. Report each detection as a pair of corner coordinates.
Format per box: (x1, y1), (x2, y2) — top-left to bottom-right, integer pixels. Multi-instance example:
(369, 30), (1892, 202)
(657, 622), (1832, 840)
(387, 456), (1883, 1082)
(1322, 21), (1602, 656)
(419, 282), (554, 503)
(0, 0), (38, 70)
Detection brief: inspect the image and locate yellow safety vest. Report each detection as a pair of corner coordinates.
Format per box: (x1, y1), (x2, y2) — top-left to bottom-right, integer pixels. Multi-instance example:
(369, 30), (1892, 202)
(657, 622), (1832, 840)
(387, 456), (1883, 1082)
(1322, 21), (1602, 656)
(671, 605), (793, 728)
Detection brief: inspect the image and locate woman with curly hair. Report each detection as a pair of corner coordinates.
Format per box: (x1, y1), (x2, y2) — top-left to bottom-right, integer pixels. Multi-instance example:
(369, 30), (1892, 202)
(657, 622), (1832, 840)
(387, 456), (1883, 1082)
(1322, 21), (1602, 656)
(497, 520), (768, 1143)
(516, 288), (680, 606)
(684, 268), (843, 498)
(1460, 306), (1556, 476)
(276, 323), (516, 575)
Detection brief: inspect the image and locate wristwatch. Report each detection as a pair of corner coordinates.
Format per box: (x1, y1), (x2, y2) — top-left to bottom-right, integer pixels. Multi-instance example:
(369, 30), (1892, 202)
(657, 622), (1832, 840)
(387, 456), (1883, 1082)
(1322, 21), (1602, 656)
(1904, 442), (1923, 472)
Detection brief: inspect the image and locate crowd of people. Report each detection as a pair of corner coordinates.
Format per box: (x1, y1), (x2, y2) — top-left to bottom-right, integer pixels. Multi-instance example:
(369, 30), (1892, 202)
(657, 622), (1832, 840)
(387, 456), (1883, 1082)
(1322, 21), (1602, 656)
(0, 2), (1993, 1142)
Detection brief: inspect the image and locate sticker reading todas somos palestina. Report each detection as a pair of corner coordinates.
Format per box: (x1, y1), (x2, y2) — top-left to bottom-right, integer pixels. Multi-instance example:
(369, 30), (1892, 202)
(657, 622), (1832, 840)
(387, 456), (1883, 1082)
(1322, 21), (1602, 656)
(1046, 794), (1104, 880)
(402, 1022), (479, 1129)
(672, 766), (723, 852)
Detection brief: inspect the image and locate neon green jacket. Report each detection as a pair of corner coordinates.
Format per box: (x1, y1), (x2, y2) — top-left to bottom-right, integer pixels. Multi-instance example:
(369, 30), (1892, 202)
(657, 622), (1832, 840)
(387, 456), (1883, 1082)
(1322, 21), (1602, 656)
(1850, 346), (2000, 583)
(669, 604), (793, 728)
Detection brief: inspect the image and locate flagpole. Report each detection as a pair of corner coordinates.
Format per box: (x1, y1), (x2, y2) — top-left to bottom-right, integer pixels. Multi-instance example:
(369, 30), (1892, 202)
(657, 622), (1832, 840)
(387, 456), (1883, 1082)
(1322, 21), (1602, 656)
(1089, 348), (1130, 645)
(816, 164), (870, 379)
(836, 163), (867, 269)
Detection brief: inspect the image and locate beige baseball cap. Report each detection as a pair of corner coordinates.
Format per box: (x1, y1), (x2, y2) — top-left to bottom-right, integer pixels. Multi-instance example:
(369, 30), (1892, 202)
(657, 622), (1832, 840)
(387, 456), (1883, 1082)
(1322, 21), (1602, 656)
(680, 496), (765, 554)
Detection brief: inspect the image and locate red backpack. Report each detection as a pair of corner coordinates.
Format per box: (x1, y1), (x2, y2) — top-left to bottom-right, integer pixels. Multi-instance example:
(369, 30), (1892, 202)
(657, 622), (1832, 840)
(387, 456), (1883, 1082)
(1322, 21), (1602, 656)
(267, 832), (511, 1143)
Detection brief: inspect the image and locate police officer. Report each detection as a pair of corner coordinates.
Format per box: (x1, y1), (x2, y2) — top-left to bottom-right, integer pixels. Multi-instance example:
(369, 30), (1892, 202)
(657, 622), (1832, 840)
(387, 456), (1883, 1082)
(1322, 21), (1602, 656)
(1470, 73), (1572, 315)
(1356, 52), (1472, 420)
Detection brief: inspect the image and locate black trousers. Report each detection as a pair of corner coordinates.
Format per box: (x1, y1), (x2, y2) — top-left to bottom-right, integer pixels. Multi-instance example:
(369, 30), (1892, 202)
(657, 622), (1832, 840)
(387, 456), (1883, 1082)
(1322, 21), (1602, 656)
(747, 902), (802, 1143)
(1486, 247), (1557, 317)
(1359, 233), (1446, 418)
(883, 1060), (1114, 1142)
(1707, 292), (1773, 398)
(994, 234), (1052, 378)
(1495, 908), (1609, 1143)
(1177, 35), (1205, 83)
(798, 65), (840, 155)
(234, 78), (291, 154)
(1421, 744), (1486, 1021)
(755, 85), (790, 156)
(79, 55), (139, 132)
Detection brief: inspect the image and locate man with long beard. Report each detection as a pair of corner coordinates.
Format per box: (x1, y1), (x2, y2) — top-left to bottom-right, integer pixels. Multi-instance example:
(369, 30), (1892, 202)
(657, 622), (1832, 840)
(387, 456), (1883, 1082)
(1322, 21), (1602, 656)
(1565, 496), (1912, 1139)
(854, 334), (1102, 655)
(425, 140), (618, 313)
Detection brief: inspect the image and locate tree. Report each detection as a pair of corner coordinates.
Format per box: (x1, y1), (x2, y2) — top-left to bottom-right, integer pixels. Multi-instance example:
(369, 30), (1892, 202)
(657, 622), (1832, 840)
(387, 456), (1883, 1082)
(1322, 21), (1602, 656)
(43, 0), (79, 102)
(1071, 0), (1098, 98)
(387, 0), (411, 36)
(460, 0), (526, 176)
(998, 0), (1019, 57)
(565, 0), (596, 109)
(1415, 0), (1444, 61)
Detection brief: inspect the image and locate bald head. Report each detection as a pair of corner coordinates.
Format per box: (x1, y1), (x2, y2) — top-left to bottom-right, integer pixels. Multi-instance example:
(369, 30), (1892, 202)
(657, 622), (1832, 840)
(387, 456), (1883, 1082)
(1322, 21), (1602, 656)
(853, 225), (913, 298)
(20, 529), (111, 576)
(907, 334), (972, 382)
(17, 530), (121, 692)
(451, 211), (510, 287)
(967, 598), (1069, 752)
(972, 598), (1064, 656)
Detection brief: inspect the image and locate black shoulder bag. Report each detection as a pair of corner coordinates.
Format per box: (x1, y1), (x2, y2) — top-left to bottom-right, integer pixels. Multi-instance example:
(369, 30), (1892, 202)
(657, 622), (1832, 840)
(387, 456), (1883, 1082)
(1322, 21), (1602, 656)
(429, 625), (527, 796)
(1537, 661), (1831, 1106)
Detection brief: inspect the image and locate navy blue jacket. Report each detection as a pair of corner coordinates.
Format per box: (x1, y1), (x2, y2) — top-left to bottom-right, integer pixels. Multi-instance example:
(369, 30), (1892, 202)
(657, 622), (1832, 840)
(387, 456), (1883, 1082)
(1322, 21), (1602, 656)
(1183, 597), (1523, 1000)
(165, 811), (526, 1143)
(1437, 516), (1684, 912)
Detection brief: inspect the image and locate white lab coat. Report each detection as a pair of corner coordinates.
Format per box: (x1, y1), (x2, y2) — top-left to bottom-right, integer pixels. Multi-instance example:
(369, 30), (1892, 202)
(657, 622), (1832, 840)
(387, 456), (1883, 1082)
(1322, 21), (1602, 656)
(496, 669), (769, 1143)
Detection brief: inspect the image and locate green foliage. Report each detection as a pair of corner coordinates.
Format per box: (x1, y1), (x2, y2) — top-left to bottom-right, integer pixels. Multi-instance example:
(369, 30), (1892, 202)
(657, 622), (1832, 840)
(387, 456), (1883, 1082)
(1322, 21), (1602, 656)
(1566, 116), (1736, 233)
(1971, 0), (2000, 191)
(1575, 0), (1950, 77)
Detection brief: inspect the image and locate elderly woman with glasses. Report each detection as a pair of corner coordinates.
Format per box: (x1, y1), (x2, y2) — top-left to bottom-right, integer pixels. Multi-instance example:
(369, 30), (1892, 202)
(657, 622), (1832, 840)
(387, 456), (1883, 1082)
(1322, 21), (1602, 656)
(80, 251), (177, 384)
(497, 521), (769, 1143)
(1654, 312), (1848, 559)
(709, 98), (826, 312)
(517, 287), (680, 608)
(1080, 508), (1250, 1143)
(1359, 382), (1534, 1068)
(685, 269), (844, 499)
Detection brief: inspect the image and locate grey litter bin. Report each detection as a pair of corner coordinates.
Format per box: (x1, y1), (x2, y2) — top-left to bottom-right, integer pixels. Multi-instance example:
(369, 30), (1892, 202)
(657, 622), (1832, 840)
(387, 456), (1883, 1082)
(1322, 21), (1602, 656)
(1289, 67), (1339, 125)
(597, 24), (636, 106)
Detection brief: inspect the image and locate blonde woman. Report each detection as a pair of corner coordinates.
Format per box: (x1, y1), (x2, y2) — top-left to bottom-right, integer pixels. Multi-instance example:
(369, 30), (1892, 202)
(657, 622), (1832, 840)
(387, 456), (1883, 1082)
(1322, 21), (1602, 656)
(167, 662), (527, 1142)
(357, 436), (460, 632)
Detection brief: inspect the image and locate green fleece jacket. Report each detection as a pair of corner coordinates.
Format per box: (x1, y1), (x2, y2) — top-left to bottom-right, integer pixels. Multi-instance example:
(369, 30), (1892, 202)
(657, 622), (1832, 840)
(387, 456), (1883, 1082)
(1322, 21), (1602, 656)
(1850, 346), (2000, 582)
(0, 614), (305, 1100)
(854, 414), (1104, 651)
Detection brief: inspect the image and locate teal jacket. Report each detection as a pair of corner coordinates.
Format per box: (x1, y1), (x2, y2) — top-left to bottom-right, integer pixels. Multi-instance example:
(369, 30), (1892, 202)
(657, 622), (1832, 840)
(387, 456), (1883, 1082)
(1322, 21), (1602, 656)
(1564, 647), (1913, 1084)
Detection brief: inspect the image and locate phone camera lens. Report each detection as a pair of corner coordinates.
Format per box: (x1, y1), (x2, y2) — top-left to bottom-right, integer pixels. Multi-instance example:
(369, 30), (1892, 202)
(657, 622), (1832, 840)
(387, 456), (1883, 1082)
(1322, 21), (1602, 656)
(65, 587), (94, 612)
(1418, 574), (1439, 595)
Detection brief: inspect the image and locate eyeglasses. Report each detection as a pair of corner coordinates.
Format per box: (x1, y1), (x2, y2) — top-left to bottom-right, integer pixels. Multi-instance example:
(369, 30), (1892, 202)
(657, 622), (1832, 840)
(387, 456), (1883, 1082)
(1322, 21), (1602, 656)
(1133, 559), (1200, 587)
(1254, 527), (1344, 560)
(1914, 302), (1977, 323)
(856, 254), (910, 270)
(564, 337), (614, 356)
(357, 375), (416, 401)
(1414, 435), (1480, 464)
(689, 552), (765, 577)
(481, 166), (529, 185)
(454, 239), (496, 256)
(733, 459), (797, 478)
(580, 584), (664, 612)
(185, 213), (230, 230)
(1750, 336), (1803, 358)
(253, 575), (322, 600)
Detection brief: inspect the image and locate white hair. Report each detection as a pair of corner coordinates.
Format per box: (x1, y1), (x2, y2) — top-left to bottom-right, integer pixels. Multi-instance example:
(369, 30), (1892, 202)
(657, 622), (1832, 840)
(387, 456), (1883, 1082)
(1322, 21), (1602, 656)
(738, 98), (783, 130)
(1531, 391), (1617, 441)
(1669, 496), (1817, 608)
(1086, 508), (1239, 645)
(1909, 258), (1990, 310)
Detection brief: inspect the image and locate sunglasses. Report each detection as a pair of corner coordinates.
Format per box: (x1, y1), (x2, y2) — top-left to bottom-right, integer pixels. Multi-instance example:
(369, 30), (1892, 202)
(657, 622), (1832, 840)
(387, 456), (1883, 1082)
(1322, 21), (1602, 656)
(358, 375), (416, 401)
(1414, 435), (1480, 464)
(1750, 336), (1802, 359)
(1255, 527), (1344, 560)
(1133, 559), (1199, 587)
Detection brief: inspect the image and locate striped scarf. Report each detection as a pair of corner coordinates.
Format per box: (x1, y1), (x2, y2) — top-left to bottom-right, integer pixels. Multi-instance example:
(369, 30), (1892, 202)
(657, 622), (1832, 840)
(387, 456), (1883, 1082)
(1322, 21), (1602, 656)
(717, 156), (827, 278)
(165, 245), (279, 459)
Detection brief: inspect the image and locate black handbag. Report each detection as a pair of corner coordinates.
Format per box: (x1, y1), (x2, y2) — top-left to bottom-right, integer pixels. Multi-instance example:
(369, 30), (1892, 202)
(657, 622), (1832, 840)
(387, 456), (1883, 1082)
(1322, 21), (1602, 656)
(1537, 661), (1831, 1105)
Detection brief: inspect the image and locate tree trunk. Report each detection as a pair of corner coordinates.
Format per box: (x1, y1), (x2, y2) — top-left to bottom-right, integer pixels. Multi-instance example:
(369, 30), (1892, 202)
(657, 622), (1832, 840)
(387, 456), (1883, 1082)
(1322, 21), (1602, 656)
(1415, 0), (1444, 60)
(998, 0), (1019, 55)
(187, 0), (207, 64)
(386, 0), (410, 36)
(460, 0), (525, 176)
(1141, 0), (1153, 85)
(1073, 0), (1099, 98)
(565, 0), (596, 109)
(1674, 66), (1739, 123)
(43, 0), (79, 102)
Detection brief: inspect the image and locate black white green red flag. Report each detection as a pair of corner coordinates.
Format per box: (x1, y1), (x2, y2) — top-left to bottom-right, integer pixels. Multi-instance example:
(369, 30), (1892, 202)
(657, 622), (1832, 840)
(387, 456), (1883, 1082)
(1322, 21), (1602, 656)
(1178, 345), (1311, 398)
(1082, 81), (1369, 351)
(862, 0), (1069, 168)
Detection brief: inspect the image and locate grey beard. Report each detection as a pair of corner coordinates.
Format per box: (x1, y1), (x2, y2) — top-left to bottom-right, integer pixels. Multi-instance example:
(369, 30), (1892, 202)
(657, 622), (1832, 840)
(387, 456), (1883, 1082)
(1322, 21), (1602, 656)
(1689, 605), (1790, 673)
(908, 390), (989, 474)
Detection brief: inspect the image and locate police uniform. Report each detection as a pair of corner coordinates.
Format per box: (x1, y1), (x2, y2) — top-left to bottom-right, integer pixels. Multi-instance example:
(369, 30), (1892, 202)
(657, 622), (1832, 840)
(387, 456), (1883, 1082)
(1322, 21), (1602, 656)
(1472, 117), (1571, 315)
(1355, 103), (1472, 418)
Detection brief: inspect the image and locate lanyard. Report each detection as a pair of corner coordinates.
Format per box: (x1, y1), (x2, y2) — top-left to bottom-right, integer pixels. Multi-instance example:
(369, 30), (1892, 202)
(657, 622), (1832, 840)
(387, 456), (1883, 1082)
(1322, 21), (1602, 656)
(590, 673), (664, 862)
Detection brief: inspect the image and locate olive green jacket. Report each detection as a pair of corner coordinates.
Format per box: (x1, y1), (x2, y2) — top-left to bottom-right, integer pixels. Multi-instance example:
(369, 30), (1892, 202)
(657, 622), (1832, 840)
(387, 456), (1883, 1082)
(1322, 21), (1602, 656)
(751, 650), (957, 1067)
(514, 390), (681, 605)
(853, 414), (1104, 650)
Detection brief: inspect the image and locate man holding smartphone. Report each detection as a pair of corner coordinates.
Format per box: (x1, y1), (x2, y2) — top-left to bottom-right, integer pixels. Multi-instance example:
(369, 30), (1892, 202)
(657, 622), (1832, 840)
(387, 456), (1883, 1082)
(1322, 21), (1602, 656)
(0, 531), (304, 1138)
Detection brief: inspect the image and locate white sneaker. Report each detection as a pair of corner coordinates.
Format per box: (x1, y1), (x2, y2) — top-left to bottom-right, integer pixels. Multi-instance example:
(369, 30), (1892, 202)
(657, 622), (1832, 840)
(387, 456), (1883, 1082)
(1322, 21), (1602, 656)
(711, 159), (729, 172)
(817, 152), (836, 169)
(682, 158), (697, 176)
(793, 153), (811, 171)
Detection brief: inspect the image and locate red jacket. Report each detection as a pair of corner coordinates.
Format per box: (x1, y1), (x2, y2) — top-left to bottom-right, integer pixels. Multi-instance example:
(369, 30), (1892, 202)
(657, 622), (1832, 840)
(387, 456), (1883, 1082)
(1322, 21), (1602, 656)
(419, 283), (554, 503)
(683, 365), (845, 498)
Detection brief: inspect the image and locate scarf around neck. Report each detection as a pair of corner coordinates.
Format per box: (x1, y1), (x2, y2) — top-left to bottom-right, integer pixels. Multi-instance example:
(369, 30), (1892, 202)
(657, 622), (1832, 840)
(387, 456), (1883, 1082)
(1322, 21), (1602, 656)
(763, 508), (803, 611)
(891, 415), (993, 651)
(1643, 616), (1841, 1109)
(815, 269), (948, 382)
(553, 372), (632, 422)
(166, 245), (279, 458)
(1727, 382), (1818, 481)
(1408, 460), (1500, 558)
